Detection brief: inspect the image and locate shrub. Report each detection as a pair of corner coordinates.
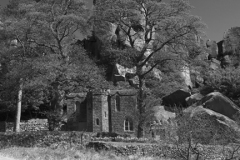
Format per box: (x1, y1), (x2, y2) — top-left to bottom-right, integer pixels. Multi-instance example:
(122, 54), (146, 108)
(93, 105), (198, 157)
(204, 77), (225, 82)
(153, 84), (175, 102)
(164, 111), (240, 160)
(202, 67), (240, 107)
(96, 132), (119, 138)
(0, 131), (95, 149)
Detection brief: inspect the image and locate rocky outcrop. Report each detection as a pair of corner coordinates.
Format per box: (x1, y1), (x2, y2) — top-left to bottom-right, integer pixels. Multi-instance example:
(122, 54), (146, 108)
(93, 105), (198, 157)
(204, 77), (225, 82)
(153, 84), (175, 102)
(162, 89), (191, 108)
(112, 63), (162, 87)
(206, 40), (218, 59)
(184, 105), (240, 133)
(217, 27), (240, 67)
(196, 92), (240, 120)
(180, 65), (193, 89)
(222, 27), (240, 55)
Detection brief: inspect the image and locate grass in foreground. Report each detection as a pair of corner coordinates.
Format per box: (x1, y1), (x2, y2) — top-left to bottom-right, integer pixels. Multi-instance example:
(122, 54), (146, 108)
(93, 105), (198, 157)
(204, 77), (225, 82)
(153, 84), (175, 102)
(0, 147), (174, 160)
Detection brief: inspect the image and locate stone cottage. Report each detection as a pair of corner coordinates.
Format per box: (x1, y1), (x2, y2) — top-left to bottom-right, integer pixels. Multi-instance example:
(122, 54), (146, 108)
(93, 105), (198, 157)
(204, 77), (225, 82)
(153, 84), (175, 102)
(65, 89), (139, 135)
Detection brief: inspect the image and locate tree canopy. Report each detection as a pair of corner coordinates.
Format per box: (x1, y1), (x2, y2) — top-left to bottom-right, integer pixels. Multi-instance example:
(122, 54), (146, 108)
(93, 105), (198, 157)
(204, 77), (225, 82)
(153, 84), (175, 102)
(94, 0), (206, 137)
(0, 0), (209, 135)
(0, 0), (108, 131)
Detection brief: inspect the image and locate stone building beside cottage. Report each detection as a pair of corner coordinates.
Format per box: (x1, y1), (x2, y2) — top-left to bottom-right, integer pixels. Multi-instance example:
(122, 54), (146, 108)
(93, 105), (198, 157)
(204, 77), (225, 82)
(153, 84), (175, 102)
(64, 89), (139, 135)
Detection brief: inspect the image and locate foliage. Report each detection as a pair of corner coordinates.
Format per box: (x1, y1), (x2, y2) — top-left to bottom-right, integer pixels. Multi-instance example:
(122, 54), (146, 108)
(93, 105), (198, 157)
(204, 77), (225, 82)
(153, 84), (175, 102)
(165, 111), (240, 160)
(202, 67), (240, 107)
(94, 0), (206, 137)
(0, 147), (170, 160)
(148, 72), (185, 98)
(0, 131), (94, 149)
(0, 0), (109, 129)
(223, 27), (240, 56)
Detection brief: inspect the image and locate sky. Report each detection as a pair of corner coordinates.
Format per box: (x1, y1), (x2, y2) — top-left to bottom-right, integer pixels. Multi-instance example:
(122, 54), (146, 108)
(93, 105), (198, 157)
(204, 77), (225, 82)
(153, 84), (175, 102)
(189, 0), (240, 42)
(1, 0), (240, 42)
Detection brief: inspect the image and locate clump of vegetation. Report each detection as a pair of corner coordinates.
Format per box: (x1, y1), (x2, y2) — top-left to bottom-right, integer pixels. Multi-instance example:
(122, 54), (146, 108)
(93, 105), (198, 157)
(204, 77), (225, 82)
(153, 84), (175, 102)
(0, 147), (175, 160)
(163, 111), (240, 160)
(0, 131), (94, 149)
(202, 67), (240, 106)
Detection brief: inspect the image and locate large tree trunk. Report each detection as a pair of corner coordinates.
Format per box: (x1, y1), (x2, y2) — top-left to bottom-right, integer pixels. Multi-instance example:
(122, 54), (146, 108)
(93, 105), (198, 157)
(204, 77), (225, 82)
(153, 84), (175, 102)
(48, 83), (65, 131)
(14, 80), (23, 132)
(137, 76), (145, 138)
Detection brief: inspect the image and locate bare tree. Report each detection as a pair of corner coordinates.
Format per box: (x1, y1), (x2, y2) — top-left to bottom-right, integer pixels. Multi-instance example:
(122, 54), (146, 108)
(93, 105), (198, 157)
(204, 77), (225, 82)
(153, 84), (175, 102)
(94, 0), (206, 137)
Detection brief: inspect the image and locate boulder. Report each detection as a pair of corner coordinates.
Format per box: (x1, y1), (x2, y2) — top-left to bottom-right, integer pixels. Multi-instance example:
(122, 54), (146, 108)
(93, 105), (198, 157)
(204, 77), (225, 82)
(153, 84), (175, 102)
(151, 106), (176, 124)
(184, 105), (240, 134)
(186, 93), (204, 106)
(162, 89), (191, 108)
(148, 106), (177, 140)
(196, 92), (240, 120)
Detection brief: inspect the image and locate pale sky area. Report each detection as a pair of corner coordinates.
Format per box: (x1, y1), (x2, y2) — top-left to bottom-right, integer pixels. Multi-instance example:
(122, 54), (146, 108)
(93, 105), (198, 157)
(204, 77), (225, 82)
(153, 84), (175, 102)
(1, 0), (240, 42)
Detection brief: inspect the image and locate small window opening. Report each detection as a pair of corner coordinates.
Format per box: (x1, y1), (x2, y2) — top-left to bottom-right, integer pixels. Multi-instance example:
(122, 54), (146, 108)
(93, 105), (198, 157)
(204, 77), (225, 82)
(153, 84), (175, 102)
(115, 95), (120, 111)
(104, 111), (107, 118)
(96, 118), (100, 125)
(124, 118), (133, 131)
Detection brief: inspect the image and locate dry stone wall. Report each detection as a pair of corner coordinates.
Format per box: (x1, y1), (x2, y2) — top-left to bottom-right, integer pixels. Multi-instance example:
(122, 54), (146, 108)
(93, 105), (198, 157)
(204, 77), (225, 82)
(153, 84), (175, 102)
(0, 119), (48, 132)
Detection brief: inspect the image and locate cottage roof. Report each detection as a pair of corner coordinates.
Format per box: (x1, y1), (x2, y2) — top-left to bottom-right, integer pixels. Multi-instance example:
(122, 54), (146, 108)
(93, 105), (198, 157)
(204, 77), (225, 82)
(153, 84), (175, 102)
(66, 93), (87, 99)
(109, 89), (137, 96)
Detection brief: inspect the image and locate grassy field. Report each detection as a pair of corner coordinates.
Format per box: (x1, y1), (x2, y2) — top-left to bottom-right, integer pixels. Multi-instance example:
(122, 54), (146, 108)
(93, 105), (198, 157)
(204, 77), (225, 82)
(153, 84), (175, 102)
(0, 147), (174, 160)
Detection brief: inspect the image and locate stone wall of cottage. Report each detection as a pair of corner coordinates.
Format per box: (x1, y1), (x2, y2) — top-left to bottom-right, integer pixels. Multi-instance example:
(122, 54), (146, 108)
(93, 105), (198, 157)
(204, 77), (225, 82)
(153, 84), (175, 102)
(65, 90), (138, 134)
(0, 119), (48, 132)
(101, 94), (109, 132)
(66, 95), (89, 131)
(110, 94), (138, 135)
(92, 93), (103, 132)
(86, 93), (93, 132)
(92, 93), (109, 133)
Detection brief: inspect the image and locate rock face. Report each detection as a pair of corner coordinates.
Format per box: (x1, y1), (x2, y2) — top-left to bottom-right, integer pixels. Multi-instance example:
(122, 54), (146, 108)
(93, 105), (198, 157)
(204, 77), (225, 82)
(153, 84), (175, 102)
(217, 27), (240, 67)
(162, 89), (191, 108)
(184, 105), (240, 133)
(222, 27), (240, 55)
(206, 40), (218, 59)
(180, 66), (193, 89)
(196, 92), (240, 120)
(112, 63), (162, 87)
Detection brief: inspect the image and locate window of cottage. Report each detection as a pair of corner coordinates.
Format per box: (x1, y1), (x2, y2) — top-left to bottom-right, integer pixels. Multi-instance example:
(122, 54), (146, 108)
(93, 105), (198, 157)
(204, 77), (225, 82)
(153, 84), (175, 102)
(96, 118), (100, 125)
(124, 118), (133, 131)
(115, 95), (120, 111)
(104, 111), (107, 118)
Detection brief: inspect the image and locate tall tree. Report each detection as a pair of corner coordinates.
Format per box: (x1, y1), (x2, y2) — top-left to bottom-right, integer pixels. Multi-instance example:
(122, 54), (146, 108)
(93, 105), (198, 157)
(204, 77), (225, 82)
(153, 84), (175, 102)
(0, 0), (107, 131)
(94, 0), (206, 137)
(0, 0), (42, 132)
